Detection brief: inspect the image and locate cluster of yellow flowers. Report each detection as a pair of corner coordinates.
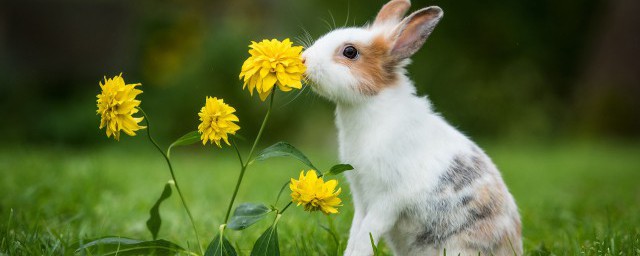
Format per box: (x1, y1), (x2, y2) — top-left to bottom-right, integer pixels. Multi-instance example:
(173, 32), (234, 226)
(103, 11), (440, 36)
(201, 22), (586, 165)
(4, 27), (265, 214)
(96, 39), (341, 214)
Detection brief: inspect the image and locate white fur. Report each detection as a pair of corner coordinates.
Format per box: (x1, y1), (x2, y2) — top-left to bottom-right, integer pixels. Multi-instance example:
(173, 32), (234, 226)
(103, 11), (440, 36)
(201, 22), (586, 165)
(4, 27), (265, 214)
(303, 6), (521, 256)
(337, 83), (475, 256)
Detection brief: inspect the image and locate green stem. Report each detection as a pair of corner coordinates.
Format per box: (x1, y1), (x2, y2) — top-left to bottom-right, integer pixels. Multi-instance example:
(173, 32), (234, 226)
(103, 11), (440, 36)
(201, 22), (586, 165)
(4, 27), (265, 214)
(274, 180), (290, 206)
(230, 138), (244, 168)
(137, 107), (203, 255)
(247, 90), (276, 163)
(223, 91), (276, 223)
(280, 201), (294, 214)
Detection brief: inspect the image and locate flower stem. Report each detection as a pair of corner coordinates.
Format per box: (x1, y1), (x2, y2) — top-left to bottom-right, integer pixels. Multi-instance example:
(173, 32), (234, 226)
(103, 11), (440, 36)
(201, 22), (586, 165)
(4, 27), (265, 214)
(280, 201), (294, 214)
(230, 138), (244, 168)
(223, 91), (276, 223)
(137, 107), (203, 255)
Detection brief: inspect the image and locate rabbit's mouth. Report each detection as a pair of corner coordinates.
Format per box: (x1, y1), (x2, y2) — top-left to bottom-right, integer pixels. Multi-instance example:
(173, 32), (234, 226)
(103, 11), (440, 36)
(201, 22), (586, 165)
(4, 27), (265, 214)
(302, 69), (330, 98)
(301, 62), (319, 87)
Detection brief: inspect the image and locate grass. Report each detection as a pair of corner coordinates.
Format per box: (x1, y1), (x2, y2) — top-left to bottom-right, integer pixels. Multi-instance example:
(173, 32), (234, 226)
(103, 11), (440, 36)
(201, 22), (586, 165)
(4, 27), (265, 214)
(1, 139), (639, 255)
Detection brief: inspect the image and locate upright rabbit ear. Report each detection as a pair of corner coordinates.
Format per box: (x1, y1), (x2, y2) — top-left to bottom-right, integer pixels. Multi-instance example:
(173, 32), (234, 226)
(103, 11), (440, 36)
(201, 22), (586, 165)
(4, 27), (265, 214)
(373, 0), (411, 27)
(389, 6), (443, 60)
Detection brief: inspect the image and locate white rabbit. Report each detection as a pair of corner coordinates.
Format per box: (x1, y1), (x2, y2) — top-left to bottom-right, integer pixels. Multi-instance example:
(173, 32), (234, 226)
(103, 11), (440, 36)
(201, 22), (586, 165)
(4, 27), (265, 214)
(302, 1), (522, 255)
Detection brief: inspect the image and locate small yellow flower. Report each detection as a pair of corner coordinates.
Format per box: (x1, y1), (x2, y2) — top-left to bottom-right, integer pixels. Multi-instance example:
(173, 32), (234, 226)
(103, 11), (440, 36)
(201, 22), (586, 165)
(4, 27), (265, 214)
(197, 97), (240, 147)
(290, 170), (342, 215)
(96, 74), (146, 140)
(239, 38), (306, 101)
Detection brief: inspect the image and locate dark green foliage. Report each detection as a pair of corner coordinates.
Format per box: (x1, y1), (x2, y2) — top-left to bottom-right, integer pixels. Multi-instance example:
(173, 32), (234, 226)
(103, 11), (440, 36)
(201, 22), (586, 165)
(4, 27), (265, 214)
(146, 183), (173, 240)
(2, 0), (636, 145)
(251, 226), (280, 256)
(254, 142), (317, 170)
(205, 234), (237, 256)
(227, 203), (272, 230)
(326, 164), (353, 176)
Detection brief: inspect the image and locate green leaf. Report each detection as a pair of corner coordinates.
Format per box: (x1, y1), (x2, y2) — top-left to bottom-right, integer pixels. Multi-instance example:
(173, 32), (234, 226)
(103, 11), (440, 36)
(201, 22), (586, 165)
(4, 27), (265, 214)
(146, 182), (173, 240)
(250, 226), (280, 256)
(326, 164), (354, 176)
(227, 203), (273, 230)
(205, 234), (237, 256)
(167, 131), (201, 158)
(74, 237), (185, 256)
(254, 142), (317, 170)
(369, 232), (379, 256)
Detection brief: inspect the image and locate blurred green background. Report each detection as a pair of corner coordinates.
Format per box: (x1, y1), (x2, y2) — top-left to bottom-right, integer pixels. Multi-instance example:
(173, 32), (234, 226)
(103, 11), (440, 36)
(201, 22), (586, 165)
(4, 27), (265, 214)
(1, 0), (638, 146)
(1, 0), (640, 254)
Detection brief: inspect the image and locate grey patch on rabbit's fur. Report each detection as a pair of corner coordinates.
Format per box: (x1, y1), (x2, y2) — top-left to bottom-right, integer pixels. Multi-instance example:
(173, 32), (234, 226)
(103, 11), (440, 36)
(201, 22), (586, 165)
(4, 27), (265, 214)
(437, 153), (486, 192)
(413, 199), (499, 249)
(460, 195), (473, 206)
(470, 199), (497, 220)
(413, 153), (503, 250)
(415, 228), (438, 245)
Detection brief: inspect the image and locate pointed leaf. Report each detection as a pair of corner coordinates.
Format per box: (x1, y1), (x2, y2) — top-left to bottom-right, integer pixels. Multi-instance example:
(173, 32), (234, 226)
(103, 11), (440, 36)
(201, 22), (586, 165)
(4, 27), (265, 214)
(369, 232), (379, 256)
(326, 164), (354, 176)
(227, 203), (272, 230)
(146, 182), (173, 240)
(250, 226), (279, 256)
(167, 131), (200, 158)
(74, 237), (185, 256)
(254, 142), (317, 170)
(205, 234), (237, 256)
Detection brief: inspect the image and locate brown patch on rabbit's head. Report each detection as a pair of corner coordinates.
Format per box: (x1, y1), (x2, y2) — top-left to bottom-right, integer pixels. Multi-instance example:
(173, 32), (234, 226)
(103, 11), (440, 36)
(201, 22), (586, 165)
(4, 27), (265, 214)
(333, 36), (400, 95)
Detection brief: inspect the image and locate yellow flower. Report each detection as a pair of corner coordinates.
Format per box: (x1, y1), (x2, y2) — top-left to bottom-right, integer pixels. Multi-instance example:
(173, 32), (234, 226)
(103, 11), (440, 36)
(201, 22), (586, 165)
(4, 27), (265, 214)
(290, 170), (342, 215)
(96, 74), (146, 140)
(197, 96), (240, 147)
(239, 38), (306, 101)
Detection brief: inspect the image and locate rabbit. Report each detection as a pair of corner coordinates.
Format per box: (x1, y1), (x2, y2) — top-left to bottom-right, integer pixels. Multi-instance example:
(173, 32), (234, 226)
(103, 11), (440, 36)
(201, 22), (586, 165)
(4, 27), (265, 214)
(301, 0), (522, 255)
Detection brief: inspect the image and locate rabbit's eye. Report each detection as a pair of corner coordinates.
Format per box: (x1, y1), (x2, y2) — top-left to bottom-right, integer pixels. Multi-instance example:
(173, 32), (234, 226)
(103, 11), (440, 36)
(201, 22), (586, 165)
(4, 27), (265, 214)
(342, 46), (359, 59)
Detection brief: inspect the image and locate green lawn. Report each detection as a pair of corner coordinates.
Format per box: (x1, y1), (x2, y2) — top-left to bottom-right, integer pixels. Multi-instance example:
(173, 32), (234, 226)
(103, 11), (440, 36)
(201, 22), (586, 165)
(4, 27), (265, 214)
(1, 140), (639, 255)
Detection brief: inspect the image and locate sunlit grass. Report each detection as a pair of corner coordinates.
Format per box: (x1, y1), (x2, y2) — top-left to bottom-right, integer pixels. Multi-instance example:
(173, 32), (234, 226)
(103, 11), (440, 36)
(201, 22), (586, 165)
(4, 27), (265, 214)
(1, 140), (639, 255)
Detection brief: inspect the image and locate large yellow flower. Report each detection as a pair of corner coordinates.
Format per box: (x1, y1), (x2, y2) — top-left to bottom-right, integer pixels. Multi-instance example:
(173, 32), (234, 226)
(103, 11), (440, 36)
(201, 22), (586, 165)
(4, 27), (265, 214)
(197, 96), (240, 147)
(290, 170), (342, 215)
(239, 38), (306, 101)
(96, 74), (146, 140)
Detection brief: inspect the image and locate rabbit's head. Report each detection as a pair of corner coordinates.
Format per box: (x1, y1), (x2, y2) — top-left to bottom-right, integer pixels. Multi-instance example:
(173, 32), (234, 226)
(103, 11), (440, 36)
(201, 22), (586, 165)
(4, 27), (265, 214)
(303, 0), (443, 104)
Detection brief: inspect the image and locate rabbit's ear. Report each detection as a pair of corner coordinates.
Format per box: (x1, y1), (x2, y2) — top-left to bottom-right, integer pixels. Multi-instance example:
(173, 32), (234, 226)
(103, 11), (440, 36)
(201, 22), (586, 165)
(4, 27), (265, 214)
(389, 6), (443, 60)
(373, 0), (411, 27)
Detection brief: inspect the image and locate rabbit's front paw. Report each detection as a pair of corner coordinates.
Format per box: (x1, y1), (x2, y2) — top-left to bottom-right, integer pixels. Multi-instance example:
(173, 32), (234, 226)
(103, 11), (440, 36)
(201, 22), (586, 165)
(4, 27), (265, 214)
(344, 239), (374, 256)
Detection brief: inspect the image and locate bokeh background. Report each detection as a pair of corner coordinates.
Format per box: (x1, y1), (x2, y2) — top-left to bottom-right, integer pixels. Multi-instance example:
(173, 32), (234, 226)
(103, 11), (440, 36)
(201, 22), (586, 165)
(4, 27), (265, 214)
(1, 0), (638, 146)
(1, 0), (640, 254)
